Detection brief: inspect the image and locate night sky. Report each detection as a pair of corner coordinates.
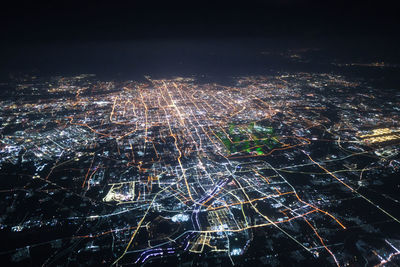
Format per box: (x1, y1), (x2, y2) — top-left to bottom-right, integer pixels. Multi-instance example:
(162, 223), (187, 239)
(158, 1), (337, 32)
(2, 0), (399, 41)
(1, 0), (399, 78)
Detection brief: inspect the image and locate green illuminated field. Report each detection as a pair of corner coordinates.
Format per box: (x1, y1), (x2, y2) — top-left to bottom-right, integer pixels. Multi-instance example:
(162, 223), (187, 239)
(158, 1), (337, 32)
(216, 122), (280, 155)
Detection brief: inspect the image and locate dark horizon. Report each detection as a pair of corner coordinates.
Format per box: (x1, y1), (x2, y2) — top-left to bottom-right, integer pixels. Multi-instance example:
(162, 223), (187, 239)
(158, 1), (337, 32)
(2, 0), (399, 80)
(1, 0), (399, 43)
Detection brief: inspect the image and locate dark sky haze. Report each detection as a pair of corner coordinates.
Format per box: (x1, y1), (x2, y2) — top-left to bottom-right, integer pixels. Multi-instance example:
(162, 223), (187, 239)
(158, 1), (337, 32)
(1, 0), (399, 42)
(0, 0), (399, 79)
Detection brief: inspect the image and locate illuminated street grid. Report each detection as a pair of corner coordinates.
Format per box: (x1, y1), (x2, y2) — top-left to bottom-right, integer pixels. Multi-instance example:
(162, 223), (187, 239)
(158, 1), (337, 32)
(0, 73), (400, 266)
